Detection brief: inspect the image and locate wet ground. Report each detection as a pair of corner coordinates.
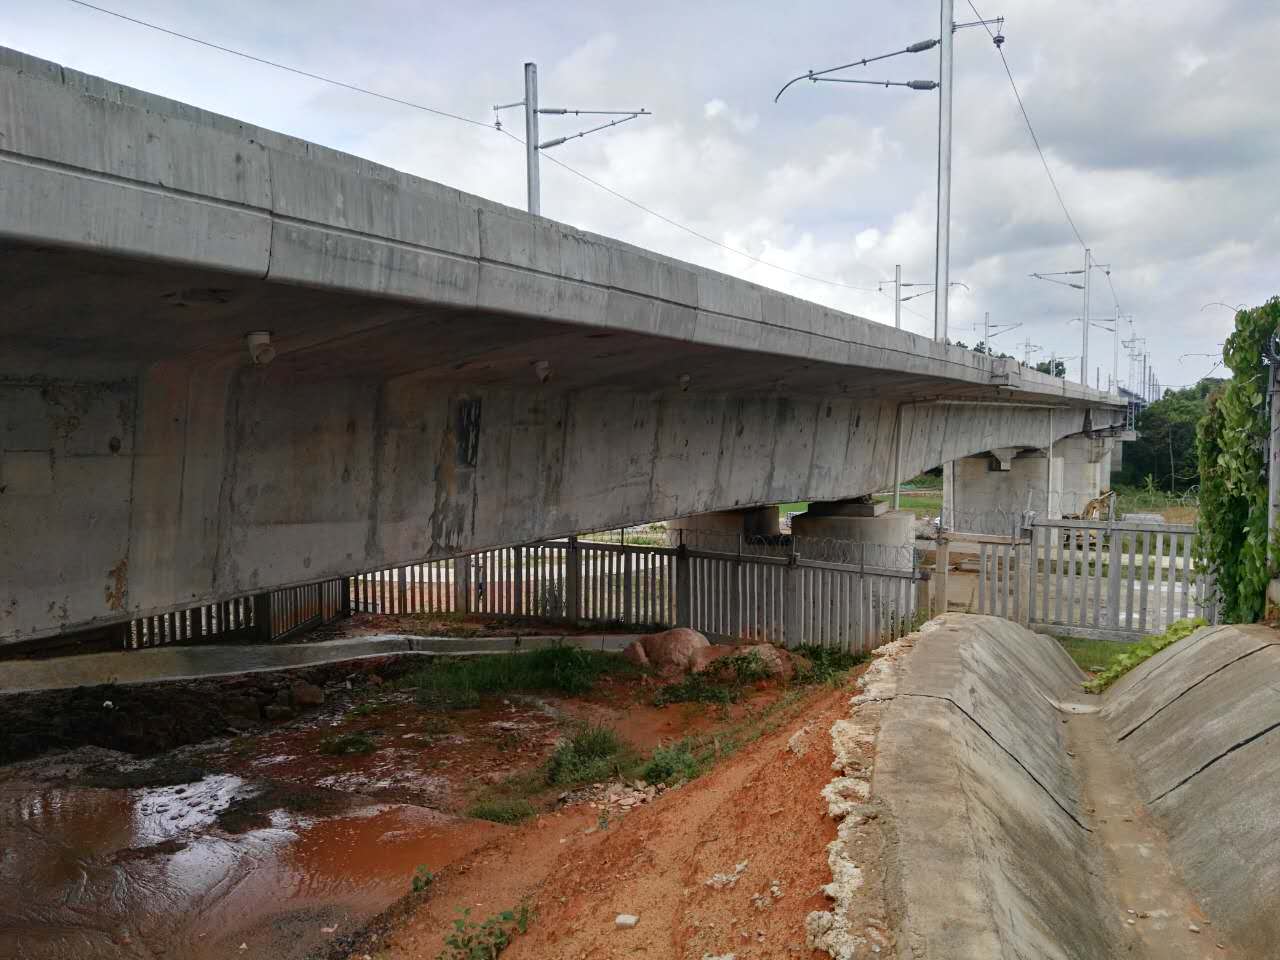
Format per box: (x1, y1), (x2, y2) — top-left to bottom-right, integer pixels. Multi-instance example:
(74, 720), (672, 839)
(0, 656), (786, 960)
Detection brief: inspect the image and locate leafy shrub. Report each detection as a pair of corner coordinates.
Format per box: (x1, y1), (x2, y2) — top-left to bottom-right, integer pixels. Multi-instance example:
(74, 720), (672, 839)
(722, 650), (772, 683)
(1082, 618), (1205, 693)
(437, 904), (532, 960)
(1195, 297), (1280, 622)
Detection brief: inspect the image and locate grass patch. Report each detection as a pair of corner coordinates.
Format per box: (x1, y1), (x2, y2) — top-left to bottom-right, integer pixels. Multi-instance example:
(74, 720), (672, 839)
(407, 647), (638, 710)
(653, 672), (740, 706)
(467, 797), (536, 824)
(546, 724), (629, 785)
(1082, 618), (1205, 693)
(317, 732), (377, 755)
(1055, 637), (1131, 675)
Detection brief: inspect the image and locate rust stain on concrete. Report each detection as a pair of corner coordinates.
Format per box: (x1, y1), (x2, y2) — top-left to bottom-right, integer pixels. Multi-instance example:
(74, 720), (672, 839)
(105, 558), (128, 611)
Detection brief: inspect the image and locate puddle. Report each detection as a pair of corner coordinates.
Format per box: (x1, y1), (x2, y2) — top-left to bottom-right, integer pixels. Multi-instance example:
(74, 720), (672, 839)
(0, 770), (497, 959)
(0, 664), (763, 958)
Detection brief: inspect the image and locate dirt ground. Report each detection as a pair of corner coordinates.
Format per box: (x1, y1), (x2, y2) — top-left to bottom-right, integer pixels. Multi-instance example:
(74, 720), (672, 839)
(346, 678), (871, 960)
(1, 647), (875, 960)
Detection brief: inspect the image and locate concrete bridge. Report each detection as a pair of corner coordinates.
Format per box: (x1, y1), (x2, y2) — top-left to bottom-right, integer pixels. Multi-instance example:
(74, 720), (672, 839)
(0, 47), (1124, 647)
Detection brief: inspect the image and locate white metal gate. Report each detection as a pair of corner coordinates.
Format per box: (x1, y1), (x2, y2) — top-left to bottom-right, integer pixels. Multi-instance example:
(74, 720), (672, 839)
(960, 518), (1218, 640)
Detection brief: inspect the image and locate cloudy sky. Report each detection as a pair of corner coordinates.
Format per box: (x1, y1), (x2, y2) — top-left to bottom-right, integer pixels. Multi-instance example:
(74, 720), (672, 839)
(7, 0), (1276, 390)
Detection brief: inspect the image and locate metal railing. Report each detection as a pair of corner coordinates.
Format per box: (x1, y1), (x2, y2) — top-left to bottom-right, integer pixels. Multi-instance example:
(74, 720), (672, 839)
(117, 532), (928, 654)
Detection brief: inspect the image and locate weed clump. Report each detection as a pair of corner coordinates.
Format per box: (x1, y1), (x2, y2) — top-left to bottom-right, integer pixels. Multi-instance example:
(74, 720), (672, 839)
(641, 742), (700, 784)
(317, 732), (377, 755)
(546, 724), (628, 785)
(438, 903), (533, 960)
(467, 797), (536, 824)
(411, 865), (436, 892)
(792, 645), (871, 685)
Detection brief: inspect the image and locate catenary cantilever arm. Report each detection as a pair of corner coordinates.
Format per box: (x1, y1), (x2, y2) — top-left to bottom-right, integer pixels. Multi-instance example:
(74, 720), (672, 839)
(774, 38), (938, 102)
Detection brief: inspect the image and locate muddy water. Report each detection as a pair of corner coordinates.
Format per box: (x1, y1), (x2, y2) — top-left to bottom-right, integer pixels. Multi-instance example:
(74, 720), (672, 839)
(0, 769), (495, 960)
(0, 676), (716, 958)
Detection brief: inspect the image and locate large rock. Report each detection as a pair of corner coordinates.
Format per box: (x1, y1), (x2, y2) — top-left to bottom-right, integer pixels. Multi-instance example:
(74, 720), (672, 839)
(623, 628), (710, 674)
(290, 681), (326, 708)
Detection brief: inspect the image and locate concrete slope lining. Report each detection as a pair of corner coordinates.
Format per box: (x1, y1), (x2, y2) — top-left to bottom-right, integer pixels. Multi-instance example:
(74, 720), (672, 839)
(895, 615), (1087, 816)
(876, 614), (1114, 959)
(1107, 623), (1280, 955)
(1101, 622), (1236, 723)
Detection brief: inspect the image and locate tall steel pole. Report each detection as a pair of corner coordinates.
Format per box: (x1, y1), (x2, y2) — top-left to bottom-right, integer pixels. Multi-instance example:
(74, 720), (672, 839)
(894, 264), (902, 329)
(983, 310), (990, 350)
(1112, 307), (1120, 393)
(1080, 247), (1091, 385)
(523, 62), (541, 216)
(933, 0), (954, 344)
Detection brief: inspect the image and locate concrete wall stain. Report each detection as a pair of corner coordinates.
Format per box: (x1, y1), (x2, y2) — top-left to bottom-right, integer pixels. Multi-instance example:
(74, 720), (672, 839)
(104, 558), (128, 612)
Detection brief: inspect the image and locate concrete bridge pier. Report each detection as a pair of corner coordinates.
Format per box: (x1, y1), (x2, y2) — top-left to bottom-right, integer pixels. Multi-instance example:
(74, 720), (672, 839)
(789, 500), (916, 571)
(944, 449), (1063, 536)
(666, 507), (781, 550)
(1056, 435), (1113, 515)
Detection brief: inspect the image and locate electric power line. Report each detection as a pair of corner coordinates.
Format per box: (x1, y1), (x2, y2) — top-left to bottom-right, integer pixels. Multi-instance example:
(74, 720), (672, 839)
(61, 0), (883, 296)
(63, 0), (492, 129)
(965, 0), (1126, 320)
(500, 129), (879, 292)
(964, 0), (1085, 250)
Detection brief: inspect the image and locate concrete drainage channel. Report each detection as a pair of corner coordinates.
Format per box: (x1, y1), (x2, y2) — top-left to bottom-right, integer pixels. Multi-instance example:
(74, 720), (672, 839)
(815, 613), (1278, 959)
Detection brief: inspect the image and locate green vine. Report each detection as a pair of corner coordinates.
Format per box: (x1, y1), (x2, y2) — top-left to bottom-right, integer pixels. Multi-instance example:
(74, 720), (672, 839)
(1195, 297), (1280, 622)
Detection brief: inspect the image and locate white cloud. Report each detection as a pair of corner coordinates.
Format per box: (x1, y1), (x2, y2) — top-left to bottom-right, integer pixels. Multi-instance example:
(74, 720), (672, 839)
(3, 0), (1271, 389)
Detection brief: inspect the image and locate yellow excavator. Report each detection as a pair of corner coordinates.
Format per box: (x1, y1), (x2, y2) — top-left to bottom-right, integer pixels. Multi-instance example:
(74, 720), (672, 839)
(1062, 489), (1116, 547)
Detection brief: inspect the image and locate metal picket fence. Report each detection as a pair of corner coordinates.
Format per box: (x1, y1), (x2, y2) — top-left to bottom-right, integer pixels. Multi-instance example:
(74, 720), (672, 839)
(948, 517), (1218, 640)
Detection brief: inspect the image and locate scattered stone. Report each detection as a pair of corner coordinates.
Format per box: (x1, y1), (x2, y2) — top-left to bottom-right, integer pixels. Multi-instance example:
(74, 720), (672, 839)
(787, 725), (813, 756)
(1188, 923), (1201, 933)
(701, 954), (736, 960)
(290, 682), (325, 708)
(705, 860), (749, 890)
(222, 695), (261, 723)
(615, 914), (639, 929)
